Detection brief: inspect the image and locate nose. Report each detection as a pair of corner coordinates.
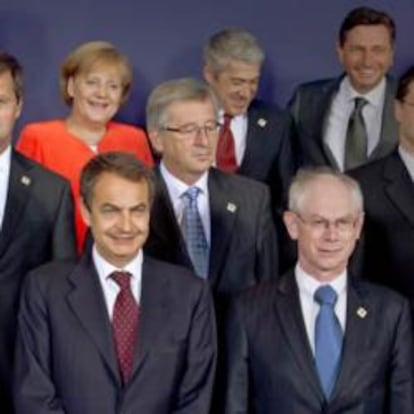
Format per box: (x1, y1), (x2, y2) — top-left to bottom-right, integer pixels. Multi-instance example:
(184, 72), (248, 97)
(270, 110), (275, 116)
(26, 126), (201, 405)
(194, 127), (210, 146)
(323, 223), (340, 241)
(95, 82), (109, 97)
(118, 211), (133, 232)
(361, 50), (374, 67)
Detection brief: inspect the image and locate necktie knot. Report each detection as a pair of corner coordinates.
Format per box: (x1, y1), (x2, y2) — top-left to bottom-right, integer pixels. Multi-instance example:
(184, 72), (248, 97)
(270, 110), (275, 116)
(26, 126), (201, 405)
(110, 271), (132, 291)
(182, 186), (201, 204)
(314, 285), (337, 307)
(223, 113), (233, 127)
(354, 97), (368, 113)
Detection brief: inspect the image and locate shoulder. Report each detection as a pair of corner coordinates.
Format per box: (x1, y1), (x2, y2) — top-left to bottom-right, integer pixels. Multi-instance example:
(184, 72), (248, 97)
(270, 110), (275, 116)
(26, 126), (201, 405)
(12, 150), (70, 188)
(294, 77), (338, 94)
(106, 121), (146, 138)
(348, 153), (392, 184)
(20, 120), (65, 138)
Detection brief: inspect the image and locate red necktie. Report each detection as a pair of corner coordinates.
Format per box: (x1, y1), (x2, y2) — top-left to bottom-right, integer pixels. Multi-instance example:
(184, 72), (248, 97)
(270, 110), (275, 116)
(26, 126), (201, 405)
(216, 114), (238, 172)
(110, 271), (139, 385)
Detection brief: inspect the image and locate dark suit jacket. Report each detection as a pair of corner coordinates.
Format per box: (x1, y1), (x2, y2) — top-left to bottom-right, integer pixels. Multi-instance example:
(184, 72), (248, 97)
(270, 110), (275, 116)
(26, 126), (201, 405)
(14, 254), (216, 414)
(349, 150), (414, 302)
(238, 100), (294, 208)
(145, 167), (279, 302)
(225, 271), (414, 414)
(288, 76), (398, 170)
(0, 150), (76, 412)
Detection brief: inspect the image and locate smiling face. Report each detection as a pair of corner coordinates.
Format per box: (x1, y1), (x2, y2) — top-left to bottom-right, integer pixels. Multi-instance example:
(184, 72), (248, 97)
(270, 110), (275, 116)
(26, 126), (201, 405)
(337, 24), (393, 94)
(149, 98), (218, 184)
(204, 59), (260, 116)
(67, 64), (124, 127)
(283, 175), (363, 282)
(81, 172), (150, 268)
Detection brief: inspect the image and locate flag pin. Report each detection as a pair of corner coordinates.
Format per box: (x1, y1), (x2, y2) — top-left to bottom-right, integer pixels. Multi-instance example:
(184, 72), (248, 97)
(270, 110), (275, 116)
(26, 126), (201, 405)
(21, 175), (31, 186)
(357, 307), (367, 318)
(227, 202), (237, 213)
(257, 118), (267, 128)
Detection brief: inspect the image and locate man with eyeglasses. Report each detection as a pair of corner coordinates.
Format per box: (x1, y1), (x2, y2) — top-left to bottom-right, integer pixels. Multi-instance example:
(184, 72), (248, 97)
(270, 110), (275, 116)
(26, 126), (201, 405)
(144, 77), (279, 411)
(225, 167), (413, 414)
(349, 66), (414, 305)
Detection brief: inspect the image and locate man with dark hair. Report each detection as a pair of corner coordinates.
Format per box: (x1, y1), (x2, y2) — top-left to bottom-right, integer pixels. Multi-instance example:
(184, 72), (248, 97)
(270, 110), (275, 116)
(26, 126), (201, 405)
(289, 6), (397, 171)
(0, 51), (76, 413)
(14, 151), (217, 414)
(203, 27), (294, 208)
(350, 66), (414, 303)
(225, 168), (413, 413)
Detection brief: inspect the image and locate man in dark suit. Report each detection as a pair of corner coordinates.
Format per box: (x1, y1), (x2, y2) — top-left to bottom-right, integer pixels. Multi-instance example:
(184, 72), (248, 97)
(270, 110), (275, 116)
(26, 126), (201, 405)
(203, 27), (294, 208)
(225, 168), (413, 413)
(289, 7), (397, 171)
(144, 78), (278, 411)
(14, 152), (216, 414)
(0, 52), (76, 413)
(350, 66), (414, 303)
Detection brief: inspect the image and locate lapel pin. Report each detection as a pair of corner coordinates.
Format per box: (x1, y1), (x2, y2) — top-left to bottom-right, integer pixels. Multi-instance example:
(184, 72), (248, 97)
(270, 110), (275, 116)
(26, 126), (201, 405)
(21, 175), (31, 186)
(257, 118), (267, 128)
(226, 202), (237, 213)
(356, 307), (367, 319)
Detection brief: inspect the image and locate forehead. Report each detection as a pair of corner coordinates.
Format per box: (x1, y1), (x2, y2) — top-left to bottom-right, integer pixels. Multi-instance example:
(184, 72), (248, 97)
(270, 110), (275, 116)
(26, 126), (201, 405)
(0, 70), (15, 94)
(165, 98), (216, 123)
(91, 172), (149, 204)
(219, 59), (261, 79)
(79, 61), (125, 80)
(342, 24), (393, 46)
(299, 176), (358, 217)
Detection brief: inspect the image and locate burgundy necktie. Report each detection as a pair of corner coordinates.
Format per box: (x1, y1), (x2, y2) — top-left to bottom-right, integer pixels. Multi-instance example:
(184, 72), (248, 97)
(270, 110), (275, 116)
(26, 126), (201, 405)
(110, 271), (139, 385)
(216, 114), (238, 172)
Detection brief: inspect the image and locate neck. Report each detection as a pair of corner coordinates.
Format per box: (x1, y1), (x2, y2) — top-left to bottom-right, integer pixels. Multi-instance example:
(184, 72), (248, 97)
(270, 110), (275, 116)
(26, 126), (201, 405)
(66, 114), (107, 146)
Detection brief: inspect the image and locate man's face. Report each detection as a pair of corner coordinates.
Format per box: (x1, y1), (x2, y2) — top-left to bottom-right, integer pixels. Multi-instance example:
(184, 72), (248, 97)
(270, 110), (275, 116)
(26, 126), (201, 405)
(283, 175), (363, 282)
(149, 98), (218, 184)
(396, 81), (414, 153)
(204, 59), (260, 116)
(337, 24), (394, 94)
(81, 172), (150, 268)
(0, 70), (22, 153)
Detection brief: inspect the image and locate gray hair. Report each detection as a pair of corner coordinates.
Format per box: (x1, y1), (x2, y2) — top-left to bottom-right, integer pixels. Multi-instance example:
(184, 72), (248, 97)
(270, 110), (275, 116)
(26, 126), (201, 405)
(288, 167), (364, 214)
(146, 77), (217, 131)
(203, 27), (265, 73)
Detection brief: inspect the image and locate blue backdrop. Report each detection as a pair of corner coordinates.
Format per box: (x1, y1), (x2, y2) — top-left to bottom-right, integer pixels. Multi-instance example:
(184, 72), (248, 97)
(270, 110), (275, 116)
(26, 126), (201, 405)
(0, 0), (413, 134)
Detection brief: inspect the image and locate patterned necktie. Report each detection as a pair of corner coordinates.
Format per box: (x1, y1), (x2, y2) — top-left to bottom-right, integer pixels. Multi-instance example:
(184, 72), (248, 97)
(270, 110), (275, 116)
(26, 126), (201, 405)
(181, 187), (209, 278)
(314, 285), (343, 398)
(216, 114), (238, 172)
(344, 97), (368, 170)
(110, 271), (139, 385)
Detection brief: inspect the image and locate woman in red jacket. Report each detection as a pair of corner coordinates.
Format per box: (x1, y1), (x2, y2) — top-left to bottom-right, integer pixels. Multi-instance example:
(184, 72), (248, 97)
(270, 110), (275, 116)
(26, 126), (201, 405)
(17, 41), (153, 252)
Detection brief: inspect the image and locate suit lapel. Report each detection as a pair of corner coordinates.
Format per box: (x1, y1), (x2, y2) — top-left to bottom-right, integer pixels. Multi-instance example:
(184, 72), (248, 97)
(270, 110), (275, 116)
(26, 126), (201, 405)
(383, 152), (414, 227)
(331, 276), (370, 402)
(370, 78), (398, 160)
(208, 169), (238, 287)
(275, 272), (325, 401)
(129, 258), (170, 381)
(0, 151), (32, 255)
(66, 254), (120, 384)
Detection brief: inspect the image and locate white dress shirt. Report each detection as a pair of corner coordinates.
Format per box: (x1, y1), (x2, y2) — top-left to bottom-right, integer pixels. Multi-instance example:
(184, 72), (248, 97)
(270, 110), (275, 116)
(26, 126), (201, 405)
(160, 161), (211, 244)
(398, 145), (414, 182)
(218, 110), (248, 166)
(295, 264), (347, 354)
(0, 145), (11, 229)
(93, 246), (143, 320)
(324, 76), (386, 171)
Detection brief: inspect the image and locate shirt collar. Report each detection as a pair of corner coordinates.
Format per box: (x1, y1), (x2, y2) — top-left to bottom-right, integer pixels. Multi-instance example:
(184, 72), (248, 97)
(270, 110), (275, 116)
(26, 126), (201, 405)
(218, 108), (247, 122)
(398, 145), (414, 181)
(160, 161), (209, 199)
(341, 76), (386, 108)
(92, 245), (143, 284)
(0, 145), (12, 174)
(295, 263), (347, 299)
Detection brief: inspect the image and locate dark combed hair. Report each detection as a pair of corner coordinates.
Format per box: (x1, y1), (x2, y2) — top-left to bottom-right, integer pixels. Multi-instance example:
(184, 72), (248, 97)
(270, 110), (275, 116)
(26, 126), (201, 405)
(0, 51), (23, 101)
(80, 151), (155, 209)
(338, 6), (395, 46)
(396, 66), (414, 102)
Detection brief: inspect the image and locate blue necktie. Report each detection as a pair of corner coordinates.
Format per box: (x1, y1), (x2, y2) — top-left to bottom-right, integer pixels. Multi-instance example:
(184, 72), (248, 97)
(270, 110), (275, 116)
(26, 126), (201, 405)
(314, 285), (343, 398)
(181, 187), (209, 278)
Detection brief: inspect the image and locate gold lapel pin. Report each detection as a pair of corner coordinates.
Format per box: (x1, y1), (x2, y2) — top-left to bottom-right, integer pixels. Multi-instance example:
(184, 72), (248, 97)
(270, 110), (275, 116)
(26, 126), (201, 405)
(356, 307), (367, 319)
(21, 175), (31, 186)
(257, 118), (267, 128)
(226, 202), (237, 213)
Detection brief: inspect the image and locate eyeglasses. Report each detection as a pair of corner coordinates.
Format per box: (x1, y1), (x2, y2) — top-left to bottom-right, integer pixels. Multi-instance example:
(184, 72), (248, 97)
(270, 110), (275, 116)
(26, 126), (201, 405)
(295, 213), (360, 233)
(161, 121), (221, 140)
